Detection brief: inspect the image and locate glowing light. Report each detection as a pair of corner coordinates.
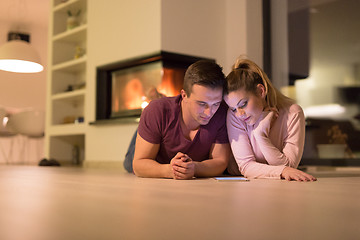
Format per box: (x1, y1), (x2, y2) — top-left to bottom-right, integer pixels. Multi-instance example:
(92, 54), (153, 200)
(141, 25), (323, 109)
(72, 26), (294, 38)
(0, 40), (43, 73)
(0, 59), (43, 73)
(3, 116), (9, 127)
(304, 104), (346, 118)
(141, 101), (149, 109)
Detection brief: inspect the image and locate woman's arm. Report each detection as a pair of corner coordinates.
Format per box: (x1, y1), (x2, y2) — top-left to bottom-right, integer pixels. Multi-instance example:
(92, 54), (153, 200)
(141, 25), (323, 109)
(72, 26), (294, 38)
(253, 107), (305, 168)
(227, 110), (286, 179)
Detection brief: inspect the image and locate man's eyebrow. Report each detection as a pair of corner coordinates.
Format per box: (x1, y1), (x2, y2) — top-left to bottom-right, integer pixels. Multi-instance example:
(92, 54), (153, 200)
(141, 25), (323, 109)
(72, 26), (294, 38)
(196, 100), (222, 104)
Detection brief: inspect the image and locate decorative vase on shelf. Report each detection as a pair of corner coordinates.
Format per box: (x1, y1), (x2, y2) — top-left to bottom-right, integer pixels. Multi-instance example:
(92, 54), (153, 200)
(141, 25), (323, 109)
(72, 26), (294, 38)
(66, 9), (81, 30)
(67, 16), (79, 30)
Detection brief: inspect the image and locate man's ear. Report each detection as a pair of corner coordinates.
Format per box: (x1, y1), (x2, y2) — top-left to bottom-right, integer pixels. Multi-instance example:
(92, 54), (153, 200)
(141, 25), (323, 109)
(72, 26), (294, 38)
(256, 84), (266, 99)
(181, 89), (187, 99)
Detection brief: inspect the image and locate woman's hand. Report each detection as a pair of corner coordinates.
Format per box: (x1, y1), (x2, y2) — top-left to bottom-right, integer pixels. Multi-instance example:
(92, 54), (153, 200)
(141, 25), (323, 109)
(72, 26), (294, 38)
(281, 167), (317, 181)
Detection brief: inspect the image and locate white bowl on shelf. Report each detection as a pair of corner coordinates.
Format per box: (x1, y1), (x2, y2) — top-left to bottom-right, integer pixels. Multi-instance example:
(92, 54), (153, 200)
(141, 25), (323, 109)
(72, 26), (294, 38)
(317, 144), (346, 159)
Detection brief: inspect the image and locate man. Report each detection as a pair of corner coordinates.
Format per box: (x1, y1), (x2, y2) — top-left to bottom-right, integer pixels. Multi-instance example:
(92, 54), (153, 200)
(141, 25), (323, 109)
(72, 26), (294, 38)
(133, 60), (230, 179)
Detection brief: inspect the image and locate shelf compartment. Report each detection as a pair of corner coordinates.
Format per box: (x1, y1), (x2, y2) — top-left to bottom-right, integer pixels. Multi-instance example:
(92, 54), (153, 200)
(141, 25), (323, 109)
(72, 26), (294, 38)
(52, 89), (86, 100)
(51, 69), (86, 95)
(51, 94), (85, 125)
(49, 134), (85, 164)
(53, 0), (87, 36)
(52, 39), (87, 65)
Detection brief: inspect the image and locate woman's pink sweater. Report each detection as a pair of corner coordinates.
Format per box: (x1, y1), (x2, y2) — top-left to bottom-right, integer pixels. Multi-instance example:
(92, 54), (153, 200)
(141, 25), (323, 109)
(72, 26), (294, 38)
(227, 103), (305, 179)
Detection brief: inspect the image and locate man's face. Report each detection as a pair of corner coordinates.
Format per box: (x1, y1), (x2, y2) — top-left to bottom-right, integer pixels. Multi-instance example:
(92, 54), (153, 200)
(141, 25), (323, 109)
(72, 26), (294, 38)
(182, 84), (223, 126)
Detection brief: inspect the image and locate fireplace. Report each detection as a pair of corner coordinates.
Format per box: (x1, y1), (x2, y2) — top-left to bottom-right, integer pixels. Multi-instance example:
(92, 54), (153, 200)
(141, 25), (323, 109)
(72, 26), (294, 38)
(95, 51), (213, 122)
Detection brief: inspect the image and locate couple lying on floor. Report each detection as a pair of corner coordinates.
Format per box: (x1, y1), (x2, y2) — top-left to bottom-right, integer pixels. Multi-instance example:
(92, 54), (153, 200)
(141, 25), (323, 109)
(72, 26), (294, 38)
(123, 57), (316, 181)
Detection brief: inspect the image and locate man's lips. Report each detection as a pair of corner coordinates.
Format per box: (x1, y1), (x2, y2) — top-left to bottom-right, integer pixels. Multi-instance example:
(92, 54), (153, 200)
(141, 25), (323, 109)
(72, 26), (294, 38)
(200, 116), (210, 121)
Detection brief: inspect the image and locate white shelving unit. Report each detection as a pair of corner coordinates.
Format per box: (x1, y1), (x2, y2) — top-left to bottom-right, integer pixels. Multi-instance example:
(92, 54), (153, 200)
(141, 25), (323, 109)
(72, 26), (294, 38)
(45, 0), (87, 164)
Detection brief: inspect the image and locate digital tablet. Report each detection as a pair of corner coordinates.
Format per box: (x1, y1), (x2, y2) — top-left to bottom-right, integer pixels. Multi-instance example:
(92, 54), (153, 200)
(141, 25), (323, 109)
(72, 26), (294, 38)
(214, 177), (249, 182)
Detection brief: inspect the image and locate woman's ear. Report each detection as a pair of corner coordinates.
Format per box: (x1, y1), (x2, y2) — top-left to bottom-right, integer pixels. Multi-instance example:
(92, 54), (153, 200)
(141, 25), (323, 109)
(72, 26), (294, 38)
(256, 84), (266, 99)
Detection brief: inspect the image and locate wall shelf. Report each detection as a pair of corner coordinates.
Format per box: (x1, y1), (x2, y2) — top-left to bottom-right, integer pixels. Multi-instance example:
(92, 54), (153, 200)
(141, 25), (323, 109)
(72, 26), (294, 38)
(53, 24), (87, 42)
(52, 89), (86, 100)
(48, 123), (86, 136)
(53, 0), (86, 13)
(46, 0), (88, 164)
(52, 56), (87, 72)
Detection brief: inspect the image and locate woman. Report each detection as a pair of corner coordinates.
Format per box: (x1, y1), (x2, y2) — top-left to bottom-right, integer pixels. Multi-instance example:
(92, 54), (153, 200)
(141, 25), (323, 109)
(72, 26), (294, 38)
(224, 57), (316, 181)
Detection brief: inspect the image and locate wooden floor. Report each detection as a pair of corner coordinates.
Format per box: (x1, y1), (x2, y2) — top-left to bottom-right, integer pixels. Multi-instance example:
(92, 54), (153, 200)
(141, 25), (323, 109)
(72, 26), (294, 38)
(0, 165), (359, 240)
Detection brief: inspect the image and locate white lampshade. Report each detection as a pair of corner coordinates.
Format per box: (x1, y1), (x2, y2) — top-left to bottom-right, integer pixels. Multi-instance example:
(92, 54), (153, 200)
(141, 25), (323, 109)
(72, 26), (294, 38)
(0, 40), (44, 73)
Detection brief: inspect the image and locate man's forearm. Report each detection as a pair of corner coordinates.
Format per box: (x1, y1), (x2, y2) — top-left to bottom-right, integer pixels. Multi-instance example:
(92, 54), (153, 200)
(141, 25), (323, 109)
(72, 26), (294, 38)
(133, 159), (172, 178)
(193, 158), (228, 177)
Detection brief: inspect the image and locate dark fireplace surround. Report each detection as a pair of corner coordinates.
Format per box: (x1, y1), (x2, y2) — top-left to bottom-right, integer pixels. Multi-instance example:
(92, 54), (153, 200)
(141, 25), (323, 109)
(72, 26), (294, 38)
(95, 51), (213, 123)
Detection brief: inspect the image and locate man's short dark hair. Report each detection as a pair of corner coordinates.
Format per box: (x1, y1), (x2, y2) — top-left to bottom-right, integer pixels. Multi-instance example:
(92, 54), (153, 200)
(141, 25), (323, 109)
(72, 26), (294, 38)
(183, 60), (226, 96)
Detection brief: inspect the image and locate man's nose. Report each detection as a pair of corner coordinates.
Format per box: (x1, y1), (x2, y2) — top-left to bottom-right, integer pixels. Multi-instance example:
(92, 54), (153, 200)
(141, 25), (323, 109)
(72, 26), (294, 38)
(204, 106), (211, 116)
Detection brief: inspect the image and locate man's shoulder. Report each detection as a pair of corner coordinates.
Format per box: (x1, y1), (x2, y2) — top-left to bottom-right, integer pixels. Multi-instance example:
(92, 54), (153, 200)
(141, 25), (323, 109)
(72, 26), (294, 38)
(214, 101), (228, 118)
(144, 95), (181, 113)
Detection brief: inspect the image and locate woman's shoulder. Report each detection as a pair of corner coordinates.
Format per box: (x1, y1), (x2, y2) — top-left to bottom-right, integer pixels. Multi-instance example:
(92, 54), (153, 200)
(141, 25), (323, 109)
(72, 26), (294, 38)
(278, 103), (305, 124)
(281, 102), (304, 115)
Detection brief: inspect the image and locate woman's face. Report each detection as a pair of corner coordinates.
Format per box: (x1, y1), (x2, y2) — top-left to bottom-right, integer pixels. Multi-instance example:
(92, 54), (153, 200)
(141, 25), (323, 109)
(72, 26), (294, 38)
(224, 85), (266, 125)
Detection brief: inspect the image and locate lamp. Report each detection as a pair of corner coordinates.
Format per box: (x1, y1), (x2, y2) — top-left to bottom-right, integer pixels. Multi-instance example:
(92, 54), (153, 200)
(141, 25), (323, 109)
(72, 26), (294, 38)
(0, 38), (44, 73)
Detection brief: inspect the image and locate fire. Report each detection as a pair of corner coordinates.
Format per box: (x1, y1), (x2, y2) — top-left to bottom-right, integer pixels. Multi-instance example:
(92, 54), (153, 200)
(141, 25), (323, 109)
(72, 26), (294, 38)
(157, 68), (184, 97)
(122, 78), (145, 109)
(114, 66), (185, 112)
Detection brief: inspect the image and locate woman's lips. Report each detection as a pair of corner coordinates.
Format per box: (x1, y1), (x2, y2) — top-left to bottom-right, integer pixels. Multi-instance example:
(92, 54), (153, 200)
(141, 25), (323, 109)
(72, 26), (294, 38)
(243, 116), (251, 122)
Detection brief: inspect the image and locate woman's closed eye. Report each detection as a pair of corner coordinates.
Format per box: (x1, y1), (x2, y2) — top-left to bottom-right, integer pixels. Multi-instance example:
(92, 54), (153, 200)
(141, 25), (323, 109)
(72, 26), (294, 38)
(239, 101), (248, 109)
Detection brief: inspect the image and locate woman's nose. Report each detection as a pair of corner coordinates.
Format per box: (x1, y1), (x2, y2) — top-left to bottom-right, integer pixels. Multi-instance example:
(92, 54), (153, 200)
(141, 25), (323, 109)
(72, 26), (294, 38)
(235, 108), (246, 118)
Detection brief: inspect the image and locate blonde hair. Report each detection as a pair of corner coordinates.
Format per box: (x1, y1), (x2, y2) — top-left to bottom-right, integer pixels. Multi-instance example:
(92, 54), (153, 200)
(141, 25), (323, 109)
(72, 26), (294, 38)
(225, 57), (294, 110)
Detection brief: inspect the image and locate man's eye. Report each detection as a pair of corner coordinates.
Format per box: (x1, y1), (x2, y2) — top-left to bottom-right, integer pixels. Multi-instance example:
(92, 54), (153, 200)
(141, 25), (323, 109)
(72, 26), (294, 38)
(213, 102), (220, 107)
(231, 108), (236, 112)
(198, 103), (206, 107)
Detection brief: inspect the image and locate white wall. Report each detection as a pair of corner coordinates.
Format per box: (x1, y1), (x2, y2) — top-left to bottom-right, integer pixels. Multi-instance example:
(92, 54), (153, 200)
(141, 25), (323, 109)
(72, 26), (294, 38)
(85, 0), (161, 163)
(161, 0), (262, 74)
(0, 0), (49, 112)
(245, 0), (263, 69)
(161, 0), (226, 68)
(225, 0), (247, 74)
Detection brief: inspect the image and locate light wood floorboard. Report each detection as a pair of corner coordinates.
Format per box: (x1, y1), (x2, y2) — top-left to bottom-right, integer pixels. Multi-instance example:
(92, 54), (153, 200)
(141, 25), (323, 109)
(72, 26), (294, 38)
(0, 165), (359, 240)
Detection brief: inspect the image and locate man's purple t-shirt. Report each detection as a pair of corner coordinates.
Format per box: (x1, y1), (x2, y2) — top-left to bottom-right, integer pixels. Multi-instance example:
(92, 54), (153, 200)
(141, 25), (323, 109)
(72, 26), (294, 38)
(138, 95), (229, 164)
